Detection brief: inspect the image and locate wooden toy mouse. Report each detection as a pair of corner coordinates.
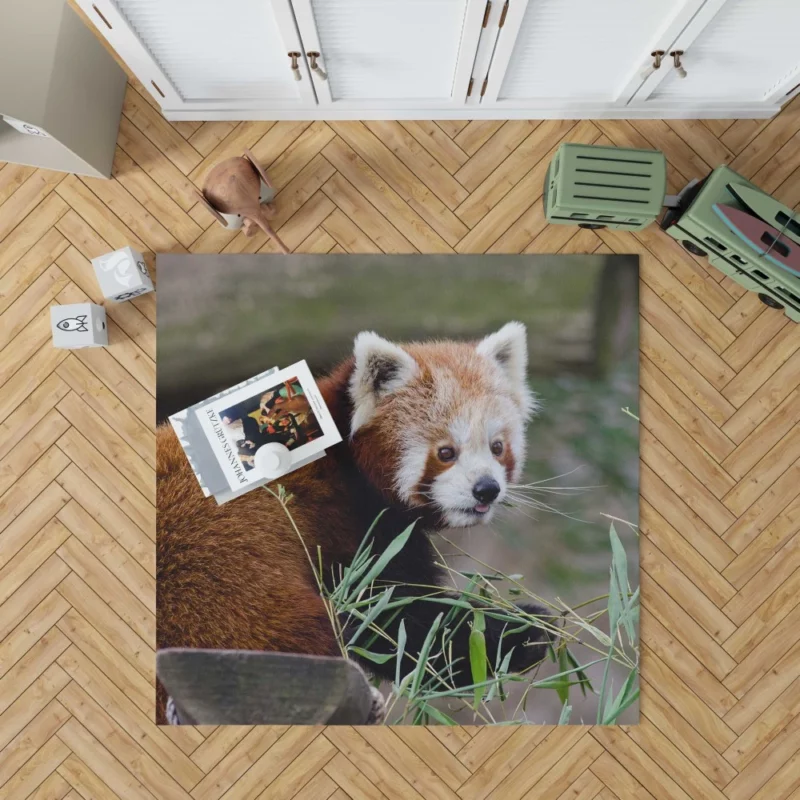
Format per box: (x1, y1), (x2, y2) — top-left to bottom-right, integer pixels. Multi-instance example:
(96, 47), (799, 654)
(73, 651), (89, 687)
(196, 149), (290, 254)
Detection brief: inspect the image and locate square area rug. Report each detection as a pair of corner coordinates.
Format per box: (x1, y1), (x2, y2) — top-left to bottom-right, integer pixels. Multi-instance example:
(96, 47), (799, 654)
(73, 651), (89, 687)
(156, 253), (640, 726)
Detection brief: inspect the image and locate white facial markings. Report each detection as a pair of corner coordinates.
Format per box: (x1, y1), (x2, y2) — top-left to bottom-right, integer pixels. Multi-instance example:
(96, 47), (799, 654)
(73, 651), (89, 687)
(445, 507), (499, 528)
(395, 433), (430, 503)
(487, 417), (505, 442)
(448, 416), (471, 449)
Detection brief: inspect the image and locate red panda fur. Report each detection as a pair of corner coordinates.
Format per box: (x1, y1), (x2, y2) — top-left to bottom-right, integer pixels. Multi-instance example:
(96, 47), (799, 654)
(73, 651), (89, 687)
(157, 338), (549, 723)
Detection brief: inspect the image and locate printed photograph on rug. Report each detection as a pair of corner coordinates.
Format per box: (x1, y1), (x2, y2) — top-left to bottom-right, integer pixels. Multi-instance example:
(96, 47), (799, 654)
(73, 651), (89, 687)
(156, 254), (640, 727)
(230, 376), (319, 450)
(219, 376), (319, 465)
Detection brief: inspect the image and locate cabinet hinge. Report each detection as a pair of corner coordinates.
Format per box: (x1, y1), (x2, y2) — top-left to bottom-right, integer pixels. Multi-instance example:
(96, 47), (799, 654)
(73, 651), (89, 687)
(480, 77), (488, 97)
(499, 0), (509, 27)
(482, 1), (492, 27)
(467, 77), (474, 97)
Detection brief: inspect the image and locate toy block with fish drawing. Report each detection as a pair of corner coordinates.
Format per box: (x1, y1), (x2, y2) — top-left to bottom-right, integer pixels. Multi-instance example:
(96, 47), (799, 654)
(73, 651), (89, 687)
(50, 303), (107, 349)
(92, 245), (154, 302)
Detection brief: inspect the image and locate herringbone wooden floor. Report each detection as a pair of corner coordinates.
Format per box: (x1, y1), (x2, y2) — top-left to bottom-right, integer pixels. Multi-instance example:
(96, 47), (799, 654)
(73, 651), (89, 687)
(2, 72), (800, 798)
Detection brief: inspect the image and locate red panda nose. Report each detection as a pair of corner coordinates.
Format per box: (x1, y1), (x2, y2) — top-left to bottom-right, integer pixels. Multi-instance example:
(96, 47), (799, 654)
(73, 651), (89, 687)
(472, 477), (501, 505)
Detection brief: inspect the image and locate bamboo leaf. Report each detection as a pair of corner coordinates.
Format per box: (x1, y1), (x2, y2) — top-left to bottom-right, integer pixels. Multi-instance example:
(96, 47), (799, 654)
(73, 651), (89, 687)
(504, 622), (537, 636)
(601, 668), (639, 724)
(621, 586), (640, 645)
(418, 701), (458, 726)
(486, 648), (514, 703)
(352, 509), (387, 564)
(350, 522), (416, 599)
(347, 586), (395, 647)
(553, 646), (571, 706)
(348, 647), (394, 664)
(531, 678), (594, 691)
(346, 595), (417, 612)
(607, 569), (622, 634)
(425, 676), (529, 700)
(469, 627), (488, 710)
(394, 670), (414, 699)
(558, 703), (572, 725)
(395, 619), (407, 687)
(598, 522), (632, 723)
(418, 596), (475, 611)
(609, 523), (629, 593)
(607, 523), (629, 634)
(361, 607), (403, 651)
(527, 658), (606, 690)
(331, 550), (375, 603)
(473, 608), (486, 633)
(410, 612), (443, 697)
(566, 647), (594, 696)
(499, 650), (514, 679)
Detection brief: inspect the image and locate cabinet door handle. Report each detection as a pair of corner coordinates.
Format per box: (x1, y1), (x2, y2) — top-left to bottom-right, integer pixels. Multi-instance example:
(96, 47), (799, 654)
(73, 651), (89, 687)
(92, 4), (113, 29)
(288, 52), (302, 81)
(307, 52), (328, 81)
(670, 50), (687, 79)
(640, 50), (665, 80)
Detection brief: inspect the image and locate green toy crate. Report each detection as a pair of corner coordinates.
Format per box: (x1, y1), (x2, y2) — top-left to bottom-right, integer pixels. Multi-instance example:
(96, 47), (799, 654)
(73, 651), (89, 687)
(660, 165), (800, 322)
(544, 143), (667, 231)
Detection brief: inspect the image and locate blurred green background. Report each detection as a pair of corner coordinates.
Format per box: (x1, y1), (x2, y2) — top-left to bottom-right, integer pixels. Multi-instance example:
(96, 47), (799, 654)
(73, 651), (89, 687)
(157, 253), (640, 724)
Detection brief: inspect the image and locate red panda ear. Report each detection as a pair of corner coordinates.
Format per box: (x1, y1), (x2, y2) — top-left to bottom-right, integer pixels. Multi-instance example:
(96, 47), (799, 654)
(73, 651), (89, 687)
(477, 322), (536, 416)
(349, 331), (419, 434)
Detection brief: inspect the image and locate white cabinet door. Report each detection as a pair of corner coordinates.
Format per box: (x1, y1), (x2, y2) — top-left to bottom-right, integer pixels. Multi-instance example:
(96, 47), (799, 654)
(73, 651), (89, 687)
(479, 0), (706, 110)
(289, 0), (487, 108)
(631, 0), (800, 110)
(76, 0), (316, 112)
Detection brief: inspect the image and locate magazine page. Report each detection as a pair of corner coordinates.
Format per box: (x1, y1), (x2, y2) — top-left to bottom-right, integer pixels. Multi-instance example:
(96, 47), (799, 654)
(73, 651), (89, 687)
(168, 366), (280, 497)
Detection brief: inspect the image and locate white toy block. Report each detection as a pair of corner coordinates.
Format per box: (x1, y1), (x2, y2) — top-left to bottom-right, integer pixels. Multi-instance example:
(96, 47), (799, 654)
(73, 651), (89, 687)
(51, 303), (107, 349)
(91, 246), (154, 302)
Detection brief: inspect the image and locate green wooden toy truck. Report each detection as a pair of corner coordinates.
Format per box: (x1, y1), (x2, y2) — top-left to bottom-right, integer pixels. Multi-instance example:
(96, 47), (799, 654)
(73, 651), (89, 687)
(544, 143), (667, 231)
(544, 142), (800, 322)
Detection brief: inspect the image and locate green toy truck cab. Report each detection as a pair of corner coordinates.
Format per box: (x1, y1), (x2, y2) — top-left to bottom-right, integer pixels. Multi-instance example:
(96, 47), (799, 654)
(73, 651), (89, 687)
(660, 165), (800, 322)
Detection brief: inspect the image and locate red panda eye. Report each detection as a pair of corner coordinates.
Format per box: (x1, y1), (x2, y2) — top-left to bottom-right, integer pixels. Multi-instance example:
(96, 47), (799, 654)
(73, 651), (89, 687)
(438, 447), (456, 462)
(491, 441), (504, 456)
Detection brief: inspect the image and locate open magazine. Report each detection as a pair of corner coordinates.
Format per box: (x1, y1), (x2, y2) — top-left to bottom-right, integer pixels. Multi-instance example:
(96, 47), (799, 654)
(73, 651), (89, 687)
(169, 361), (342, 504)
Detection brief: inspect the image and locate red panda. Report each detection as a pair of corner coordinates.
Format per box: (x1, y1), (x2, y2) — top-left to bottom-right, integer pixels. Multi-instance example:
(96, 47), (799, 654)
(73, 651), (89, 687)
(156, 322), (551, 723)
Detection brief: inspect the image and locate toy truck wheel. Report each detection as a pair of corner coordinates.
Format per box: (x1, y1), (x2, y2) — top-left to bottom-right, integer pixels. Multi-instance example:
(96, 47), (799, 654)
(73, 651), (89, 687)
(758, 293), (784, 310)
(682, 240), (707, 257)
(578, 223), (606, 230)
